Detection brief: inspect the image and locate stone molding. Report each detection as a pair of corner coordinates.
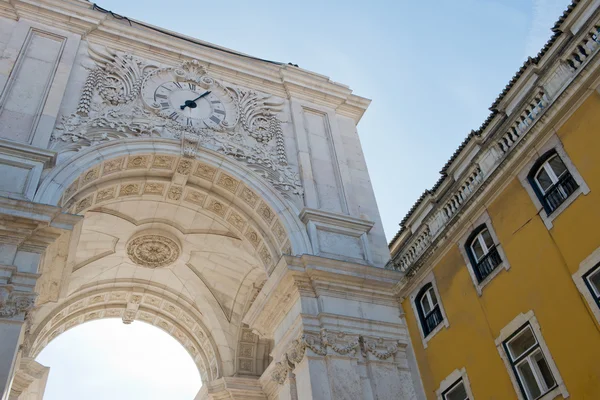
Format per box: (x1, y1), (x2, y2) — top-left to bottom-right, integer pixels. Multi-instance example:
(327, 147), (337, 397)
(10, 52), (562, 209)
(0, 285), (36, 319)
(270, 329), (402, 385)
(1, 0), (369, 123)
(243, 255), (403, 337)
(26, 283), (222, 383)
(51, 49), (303, 198)
(389, 6), (600, 283)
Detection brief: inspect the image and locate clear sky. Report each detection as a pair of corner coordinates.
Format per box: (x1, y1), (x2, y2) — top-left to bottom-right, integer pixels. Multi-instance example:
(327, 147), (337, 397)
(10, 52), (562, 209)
(35, 0), (572, 398)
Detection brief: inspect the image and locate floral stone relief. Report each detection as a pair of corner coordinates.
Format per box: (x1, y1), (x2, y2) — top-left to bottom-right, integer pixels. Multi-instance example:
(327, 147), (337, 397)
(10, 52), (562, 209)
(51, 45), (303, 198)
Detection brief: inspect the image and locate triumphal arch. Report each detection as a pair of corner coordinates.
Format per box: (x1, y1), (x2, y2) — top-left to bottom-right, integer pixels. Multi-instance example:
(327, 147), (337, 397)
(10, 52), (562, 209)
(0, 1), (422, 399)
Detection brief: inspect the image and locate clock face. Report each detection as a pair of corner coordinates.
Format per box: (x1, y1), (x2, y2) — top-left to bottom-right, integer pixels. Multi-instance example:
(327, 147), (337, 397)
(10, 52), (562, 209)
(141, 69), (237, 130)
(153, 81), (226, 129)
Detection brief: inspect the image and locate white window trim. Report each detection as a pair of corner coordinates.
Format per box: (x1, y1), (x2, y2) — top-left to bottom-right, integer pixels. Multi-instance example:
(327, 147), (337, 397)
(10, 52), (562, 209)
(572, 246), (600, 325)
(436, 368), (474, 400)
(409, 272), (449, 348)
(457, 210), (510, 296)
(518, 134), (589, 230)
(495, 311), (569, 400)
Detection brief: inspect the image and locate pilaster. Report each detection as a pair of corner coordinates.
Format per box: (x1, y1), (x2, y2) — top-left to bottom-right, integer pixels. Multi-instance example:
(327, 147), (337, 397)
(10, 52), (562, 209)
(244, 255), (422, 399)
(0, 196), (80, 400)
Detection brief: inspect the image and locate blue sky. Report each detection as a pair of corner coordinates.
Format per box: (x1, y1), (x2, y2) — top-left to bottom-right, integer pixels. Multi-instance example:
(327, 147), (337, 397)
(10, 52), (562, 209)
(36, 1), (572, 398)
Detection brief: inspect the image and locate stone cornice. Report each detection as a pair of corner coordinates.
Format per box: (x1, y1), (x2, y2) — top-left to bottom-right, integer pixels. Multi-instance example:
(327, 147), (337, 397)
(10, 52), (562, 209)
(8, 0), (370, 122)
(243, 254), (402, 337)
(390, 4), (600, 274)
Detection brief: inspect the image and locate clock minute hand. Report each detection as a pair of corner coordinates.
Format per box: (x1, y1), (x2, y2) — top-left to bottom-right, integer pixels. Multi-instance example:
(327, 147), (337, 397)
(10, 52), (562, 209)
(180, 91), (212, 110)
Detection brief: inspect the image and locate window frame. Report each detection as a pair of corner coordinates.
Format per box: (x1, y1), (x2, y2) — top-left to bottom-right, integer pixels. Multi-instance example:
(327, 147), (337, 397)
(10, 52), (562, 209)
(457, 211), (510, 296)
(495, 311), (568, 400)
(415, 283), (442, 337)
(409, 272), (449, 348)
(503, 325), (557, 399)
(518, 135), (589, 230)
(436, 368), (474, 400)
(572, 246), (600, 326)
(527, 150), (579, 216)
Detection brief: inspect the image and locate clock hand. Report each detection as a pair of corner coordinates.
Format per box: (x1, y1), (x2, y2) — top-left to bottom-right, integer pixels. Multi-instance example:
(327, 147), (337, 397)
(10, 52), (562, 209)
(180, 91), (212, 110)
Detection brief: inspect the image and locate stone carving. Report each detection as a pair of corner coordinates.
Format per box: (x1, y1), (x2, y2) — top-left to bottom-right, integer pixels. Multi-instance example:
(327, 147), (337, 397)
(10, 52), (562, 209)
(51, 46), (303, 198)
(126, 234), (180, 268)
(271, 329), (402, 384)
(0, 286), (36, 319)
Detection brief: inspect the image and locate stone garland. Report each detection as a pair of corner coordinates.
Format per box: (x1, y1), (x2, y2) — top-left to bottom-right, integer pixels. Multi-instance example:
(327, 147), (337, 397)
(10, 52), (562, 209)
(0, 286), (37, 319)
(51, 46), (303, 198)
(271, 329), (402, 384)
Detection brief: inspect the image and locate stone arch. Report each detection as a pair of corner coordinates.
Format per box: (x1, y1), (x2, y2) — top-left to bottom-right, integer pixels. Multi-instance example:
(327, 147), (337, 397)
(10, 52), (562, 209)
(30, 138), (312, 384)
(25, 281), (219, 383)
(35, 139), (312, 258)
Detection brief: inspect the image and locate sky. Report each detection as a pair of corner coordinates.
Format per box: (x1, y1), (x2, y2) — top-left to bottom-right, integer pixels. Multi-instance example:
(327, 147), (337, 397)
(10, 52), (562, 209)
(34, 0), (573, 399)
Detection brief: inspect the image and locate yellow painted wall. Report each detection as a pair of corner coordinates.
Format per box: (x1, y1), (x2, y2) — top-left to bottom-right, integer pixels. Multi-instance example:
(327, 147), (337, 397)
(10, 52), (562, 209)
(404, 92), (600, 399)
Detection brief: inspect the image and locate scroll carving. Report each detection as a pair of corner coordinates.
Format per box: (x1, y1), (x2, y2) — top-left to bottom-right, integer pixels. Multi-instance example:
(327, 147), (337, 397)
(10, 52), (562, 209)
(51, 46), (303, 198)
(271, 329), (402, 384)
(0, 286), (36, 319)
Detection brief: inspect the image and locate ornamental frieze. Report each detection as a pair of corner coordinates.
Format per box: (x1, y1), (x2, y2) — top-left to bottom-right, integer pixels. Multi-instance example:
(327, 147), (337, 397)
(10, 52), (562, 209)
(51, 45), (303, 198)
(271, 329), (403, 384)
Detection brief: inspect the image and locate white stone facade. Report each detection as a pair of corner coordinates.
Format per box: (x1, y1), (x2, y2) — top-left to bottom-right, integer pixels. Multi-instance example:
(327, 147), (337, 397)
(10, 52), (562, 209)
(0, 1), (422, 399)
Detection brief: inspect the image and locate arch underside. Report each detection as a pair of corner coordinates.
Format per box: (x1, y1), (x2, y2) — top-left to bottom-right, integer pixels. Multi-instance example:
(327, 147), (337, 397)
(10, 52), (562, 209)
(27, 145), (305, 385)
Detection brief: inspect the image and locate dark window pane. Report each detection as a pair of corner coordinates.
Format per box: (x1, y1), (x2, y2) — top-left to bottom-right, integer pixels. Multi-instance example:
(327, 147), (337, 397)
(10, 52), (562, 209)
(548, 155), (567, 178)
(444, 381), (468, 400)
(471, 239), (484, 261)
(536, 167), (553, 193)
(517, 361), (541, 399)
(534, 350), (556, 390)
(588, 269), (600, 297)
(508, 327), (536, 360)
(481, 229), (494, 249)
(429, 288), (438, 307)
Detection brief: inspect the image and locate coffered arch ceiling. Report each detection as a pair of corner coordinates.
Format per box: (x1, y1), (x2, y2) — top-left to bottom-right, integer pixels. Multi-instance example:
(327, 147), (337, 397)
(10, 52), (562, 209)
(30, 141), (312, 380)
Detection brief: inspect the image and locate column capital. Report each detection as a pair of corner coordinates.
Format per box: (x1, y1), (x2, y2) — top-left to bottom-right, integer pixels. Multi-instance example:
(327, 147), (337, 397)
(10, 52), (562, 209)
(0, 285), (36, 321)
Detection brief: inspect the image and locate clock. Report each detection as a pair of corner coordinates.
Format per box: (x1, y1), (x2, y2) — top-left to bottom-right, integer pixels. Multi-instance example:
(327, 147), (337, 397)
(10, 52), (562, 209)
(141, 67), (236, 130)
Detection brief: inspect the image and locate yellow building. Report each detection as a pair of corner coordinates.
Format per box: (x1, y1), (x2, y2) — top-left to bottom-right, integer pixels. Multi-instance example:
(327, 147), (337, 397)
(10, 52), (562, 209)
(389, 1), (600, 399)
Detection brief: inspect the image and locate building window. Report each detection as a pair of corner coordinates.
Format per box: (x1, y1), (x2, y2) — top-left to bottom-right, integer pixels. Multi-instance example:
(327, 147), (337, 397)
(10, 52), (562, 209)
(466, 225), (502, 283)
(442, 379), (469, 400)
(503, 325), (557, 399)
(415, 283), (443, 337)
(528, 151), (578, 215)
(583, 263), (600, 309)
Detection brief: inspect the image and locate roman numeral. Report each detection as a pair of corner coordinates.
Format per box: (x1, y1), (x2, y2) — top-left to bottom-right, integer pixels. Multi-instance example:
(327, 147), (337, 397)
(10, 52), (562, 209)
(188, 83), (196, 90)
(213, 109), (225, 115)
(173, 81), (183, 89)
(186, 118), (193, 126)
(210, 115), (221, 125)
(155, 93), (167, 99)
(168, 112), (179, 120)
(160, 102), (170, 108)
(210, 100), (221, 104)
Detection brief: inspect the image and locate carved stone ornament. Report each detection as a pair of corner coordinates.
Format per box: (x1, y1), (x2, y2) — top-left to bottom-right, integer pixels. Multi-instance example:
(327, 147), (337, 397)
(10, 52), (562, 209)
(0, 286), (37, 319)
(271, 329), (402, 384)
(51, 45), (303, 198)
(126, 234), (181, 268)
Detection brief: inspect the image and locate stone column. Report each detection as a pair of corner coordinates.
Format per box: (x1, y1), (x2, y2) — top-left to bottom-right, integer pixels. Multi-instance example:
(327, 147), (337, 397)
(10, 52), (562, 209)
(0, 198), (80, 400)
(244, 255), (423, 400)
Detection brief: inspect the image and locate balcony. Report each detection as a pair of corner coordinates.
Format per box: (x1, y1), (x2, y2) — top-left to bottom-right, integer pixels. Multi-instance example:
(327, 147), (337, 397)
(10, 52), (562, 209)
(543, 172), (578, 214)
(475, 246), (502, 282)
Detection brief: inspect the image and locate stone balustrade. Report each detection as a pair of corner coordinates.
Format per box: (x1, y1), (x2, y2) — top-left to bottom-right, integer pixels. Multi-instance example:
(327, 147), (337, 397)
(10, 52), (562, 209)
(566, 23), (600, 72)
(389, 16), (600, 277)
(497, 91), (549, 154)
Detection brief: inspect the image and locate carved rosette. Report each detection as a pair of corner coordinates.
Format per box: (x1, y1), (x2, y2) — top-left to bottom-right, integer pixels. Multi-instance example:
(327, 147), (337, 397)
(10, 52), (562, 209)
(0, 286), (37, 319)
(126, 233), (181, 268)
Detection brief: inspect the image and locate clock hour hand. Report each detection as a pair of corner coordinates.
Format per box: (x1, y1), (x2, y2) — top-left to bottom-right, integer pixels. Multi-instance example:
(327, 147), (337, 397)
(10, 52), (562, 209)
(180, 91), (212, 110)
